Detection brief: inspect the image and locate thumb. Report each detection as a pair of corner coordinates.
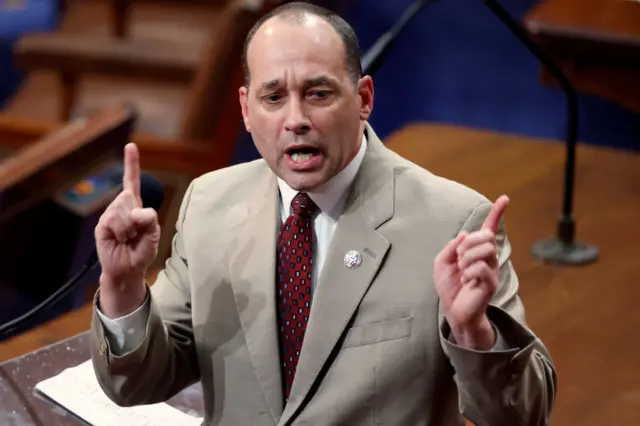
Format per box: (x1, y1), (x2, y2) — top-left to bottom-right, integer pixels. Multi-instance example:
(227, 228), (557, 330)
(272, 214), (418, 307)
(131, 208), (159, 236)
(436, 231), (468, 264)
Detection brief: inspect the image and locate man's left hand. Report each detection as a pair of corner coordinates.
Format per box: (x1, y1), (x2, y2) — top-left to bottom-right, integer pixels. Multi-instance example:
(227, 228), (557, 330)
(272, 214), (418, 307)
(434, 195), (510, 350)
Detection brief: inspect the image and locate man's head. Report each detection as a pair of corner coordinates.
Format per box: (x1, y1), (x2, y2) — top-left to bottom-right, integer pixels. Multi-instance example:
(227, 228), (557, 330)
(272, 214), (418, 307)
(239, 2), (374, 192)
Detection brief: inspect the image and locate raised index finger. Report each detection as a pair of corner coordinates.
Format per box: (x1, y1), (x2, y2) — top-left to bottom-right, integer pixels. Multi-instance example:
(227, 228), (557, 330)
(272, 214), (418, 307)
(123, 142), (142, 205)
(481, 195), (509, 233)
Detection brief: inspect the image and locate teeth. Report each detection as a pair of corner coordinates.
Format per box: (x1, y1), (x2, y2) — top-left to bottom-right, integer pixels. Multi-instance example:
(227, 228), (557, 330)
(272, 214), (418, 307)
(291, 152), (313, 162)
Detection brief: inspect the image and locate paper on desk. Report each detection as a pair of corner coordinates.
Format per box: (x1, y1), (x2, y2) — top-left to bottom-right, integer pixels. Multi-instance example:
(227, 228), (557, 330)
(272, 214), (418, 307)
(34, 360), (203, 426)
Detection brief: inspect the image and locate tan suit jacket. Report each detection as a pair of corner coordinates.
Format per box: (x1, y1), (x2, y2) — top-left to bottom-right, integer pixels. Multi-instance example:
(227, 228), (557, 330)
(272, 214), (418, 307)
(90, 123), (556, 426)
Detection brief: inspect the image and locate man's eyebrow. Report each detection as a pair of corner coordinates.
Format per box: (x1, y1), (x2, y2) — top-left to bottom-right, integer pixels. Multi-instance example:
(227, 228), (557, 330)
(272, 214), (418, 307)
(303, 76), (337, 88)
(260, 79), (281, 91)
(258, 76), (338, 92)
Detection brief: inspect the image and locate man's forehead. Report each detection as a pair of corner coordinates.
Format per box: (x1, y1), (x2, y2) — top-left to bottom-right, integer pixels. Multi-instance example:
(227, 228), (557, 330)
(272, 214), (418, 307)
(248, 14), (343, 59)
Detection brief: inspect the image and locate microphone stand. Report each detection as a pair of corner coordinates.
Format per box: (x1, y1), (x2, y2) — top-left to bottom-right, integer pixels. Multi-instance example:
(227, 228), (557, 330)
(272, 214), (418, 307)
(484, 0), (598, 265)
(361, 0), (432, 76)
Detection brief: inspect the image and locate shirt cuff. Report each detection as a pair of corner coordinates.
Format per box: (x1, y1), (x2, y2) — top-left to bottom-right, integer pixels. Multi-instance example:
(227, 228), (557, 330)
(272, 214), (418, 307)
(447, 322), (510, 352)
(96, 295), (150, 356)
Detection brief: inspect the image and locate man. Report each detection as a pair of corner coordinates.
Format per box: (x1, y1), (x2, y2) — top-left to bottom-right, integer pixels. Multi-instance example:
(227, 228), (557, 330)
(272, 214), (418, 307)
(90, 3), (557, 426)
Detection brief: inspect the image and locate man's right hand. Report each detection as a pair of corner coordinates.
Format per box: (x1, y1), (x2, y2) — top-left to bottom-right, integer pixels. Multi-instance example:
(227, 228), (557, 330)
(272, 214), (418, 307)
(94, 143), (161, 318)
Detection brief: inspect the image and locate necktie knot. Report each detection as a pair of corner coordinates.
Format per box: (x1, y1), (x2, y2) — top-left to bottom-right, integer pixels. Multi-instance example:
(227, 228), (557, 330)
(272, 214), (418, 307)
(290, 192), (318, 217)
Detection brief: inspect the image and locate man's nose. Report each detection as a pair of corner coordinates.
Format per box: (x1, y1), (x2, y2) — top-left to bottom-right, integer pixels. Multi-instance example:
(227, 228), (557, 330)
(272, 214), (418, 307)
(284, 100), (311, 135)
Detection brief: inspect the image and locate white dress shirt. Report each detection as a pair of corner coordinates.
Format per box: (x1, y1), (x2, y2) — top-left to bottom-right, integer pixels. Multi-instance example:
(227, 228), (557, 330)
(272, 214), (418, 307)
(276, 135), (367, 292)
(97, 135), (368, 355)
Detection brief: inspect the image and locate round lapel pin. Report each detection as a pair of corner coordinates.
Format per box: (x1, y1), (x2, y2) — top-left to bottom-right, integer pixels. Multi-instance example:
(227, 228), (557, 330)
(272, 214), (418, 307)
(344, 250), (362, 269)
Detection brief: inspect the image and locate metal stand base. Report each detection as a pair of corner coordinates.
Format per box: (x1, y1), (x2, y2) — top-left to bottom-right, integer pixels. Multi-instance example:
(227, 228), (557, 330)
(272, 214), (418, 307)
(531, 238), (599, 265)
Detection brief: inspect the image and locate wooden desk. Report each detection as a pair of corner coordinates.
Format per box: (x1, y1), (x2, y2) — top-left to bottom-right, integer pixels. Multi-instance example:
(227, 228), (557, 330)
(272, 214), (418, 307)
(524, 0), (640, 113)
(0, 332), (204, 425)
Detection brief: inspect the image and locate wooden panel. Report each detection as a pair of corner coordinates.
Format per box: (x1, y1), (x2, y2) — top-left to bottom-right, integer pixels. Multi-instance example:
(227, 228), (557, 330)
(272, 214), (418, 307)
(0, 106), (132, 190)
(3, 0), (216, 134)
(14, 34), (200, 84)
(525, 0), (640, 55)
(2, 71), (189, 137)
(59, 0), (217, 43)
(524, 0), (640, 113)
(526, 0), (640, 33)
(540, 61), (640, 113)
(4, 0), (252, 154)
(179, 0), (265, 141)
(0, 113), (220, 176)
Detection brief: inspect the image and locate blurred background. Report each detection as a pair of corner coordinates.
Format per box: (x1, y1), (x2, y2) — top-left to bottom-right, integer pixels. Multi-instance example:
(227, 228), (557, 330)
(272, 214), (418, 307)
(0, 1), (638, 425)
(1, 0), (639, 153)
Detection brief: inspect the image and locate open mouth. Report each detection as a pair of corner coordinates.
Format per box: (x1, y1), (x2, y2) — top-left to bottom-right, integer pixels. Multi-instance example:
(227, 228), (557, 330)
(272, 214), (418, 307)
(286, 146), (321, 163)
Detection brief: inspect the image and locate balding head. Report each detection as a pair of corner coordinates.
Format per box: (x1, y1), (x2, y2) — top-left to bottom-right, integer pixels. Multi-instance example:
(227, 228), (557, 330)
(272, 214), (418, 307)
(242, 2), (362, 89)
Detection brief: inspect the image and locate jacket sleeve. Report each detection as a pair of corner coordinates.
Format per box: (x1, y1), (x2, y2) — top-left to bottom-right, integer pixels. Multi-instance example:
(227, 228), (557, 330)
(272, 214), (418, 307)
(439, 202), (558, 426)
(90, 180), (200, 407)
(96, 294), (150, 355)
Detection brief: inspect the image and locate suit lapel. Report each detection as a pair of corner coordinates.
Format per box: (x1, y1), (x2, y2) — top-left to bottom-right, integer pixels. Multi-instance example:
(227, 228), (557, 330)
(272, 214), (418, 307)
(280, 125), (395, 425)
(227, 168), (284, 423)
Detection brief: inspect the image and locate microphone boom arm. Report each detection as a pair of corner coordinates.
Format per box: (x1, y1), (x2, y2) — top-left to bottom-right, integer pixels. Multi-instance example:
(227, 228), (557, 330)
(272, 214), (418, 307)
(485, 0), (598, 265)
(361, 0), (432, 76)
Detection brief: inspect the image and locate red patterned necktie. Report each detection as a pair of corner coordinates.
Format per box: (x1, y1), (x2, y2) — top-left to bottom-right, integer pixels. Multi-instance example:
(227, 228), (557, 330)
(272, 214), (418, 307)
(277, 192), (318, 401)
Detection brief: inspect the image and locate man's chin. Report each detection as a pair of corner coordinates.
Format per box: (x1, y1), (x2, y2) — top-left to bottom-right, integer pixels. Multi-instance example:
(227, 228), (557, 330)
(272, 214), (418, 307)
(280, 169), (329, 192)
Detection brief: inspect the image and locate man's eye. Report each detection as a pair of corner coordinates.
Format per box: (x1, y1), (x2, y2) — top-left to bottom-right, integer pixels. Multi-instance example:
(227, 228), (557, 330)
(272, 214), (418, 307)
(264, 94), (283, 103)
(308, 91), (330, 99)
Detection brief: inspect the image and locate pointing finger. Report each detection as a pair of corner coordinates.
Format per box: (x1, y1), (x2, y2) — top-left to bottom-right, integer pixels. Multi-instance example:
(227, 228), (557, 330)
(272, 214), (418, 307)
(481, 195), (509, 233)
(123, 142), (142, 206)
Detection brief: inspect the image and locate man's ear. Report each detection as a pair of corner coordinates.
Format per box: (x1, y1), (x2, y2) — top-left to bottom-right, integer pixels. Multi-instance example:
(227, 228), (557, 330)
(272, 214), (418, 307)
(239, 86), (251, 132)
(357, 76), (374, 121)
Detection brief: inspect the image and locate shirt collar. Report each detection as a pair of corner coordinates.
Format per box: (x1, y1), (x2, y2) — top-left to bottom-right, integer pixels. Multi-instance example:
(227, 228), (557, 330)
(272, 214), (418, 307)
(277, 133), (368, 218)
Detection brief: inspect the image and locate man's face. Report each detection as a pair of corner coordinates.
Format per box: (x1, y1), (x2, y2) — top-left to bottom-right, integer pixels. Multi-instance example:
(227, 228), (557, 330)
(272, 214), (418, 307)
(239, 15), (374, 191)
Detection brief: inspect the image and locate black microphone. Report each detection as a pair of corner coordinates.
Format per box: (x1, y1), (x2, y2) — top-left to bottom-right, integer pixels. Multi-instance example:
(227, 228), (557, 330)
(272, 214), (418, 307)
(484, 0), (598, 265)
(361, 0), (431, 76)
(0, 171), (165, 338)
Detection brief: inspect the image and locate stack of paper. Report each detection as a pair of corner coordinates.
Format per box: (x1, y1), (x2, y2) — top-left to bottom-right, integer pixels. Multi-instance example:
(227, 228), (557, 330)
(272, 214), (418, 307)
(35, 360), (203, 426)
